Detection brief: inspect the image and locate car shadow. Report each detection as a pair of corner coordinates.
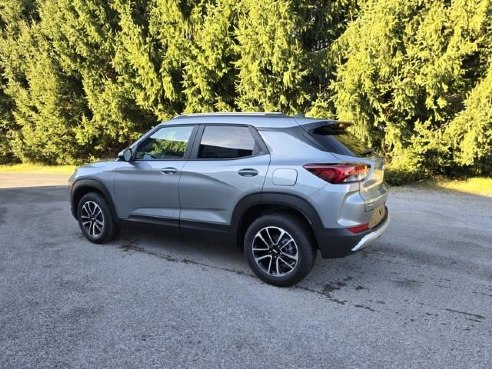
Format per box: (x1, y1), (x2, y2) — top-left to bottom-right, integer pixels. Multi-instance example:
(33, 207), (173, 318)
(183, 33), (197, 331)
(116, 221), (245, 266)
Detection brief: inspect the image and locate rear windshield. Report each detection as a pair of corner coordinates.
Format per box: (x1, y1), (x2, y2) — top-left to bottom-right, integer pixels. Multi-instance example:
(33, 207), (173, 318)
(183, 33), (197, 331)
(309, 125), (367, 157)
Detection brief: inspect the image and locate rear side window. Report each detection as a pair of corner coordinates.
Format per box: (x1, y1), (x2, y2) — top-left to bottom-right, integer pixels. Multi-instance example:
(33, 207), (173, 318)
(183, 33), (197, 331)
(309, 125), (367, 157)
(198, 126), (258, 159)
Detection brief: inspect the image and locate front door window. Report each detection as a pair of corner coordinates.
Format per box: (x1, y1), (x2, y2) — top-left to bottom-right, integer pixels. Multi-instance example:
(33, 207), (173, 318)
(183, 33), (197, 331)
(135, 126), (194, 160)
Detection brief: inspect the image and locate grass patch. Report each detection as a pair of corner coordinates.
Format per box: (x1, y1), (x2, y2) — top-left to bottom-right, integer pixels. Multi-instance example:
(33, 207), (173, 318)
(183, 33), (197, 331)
(429, 177), (492, 197)
(0, 164), (76, 174)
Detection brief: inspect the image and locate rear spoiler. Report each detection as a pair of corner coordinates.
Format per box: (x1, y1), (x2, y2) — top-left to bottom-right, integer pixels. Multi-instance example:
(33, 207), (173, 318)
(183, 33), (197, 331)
(297, 119), (353, 134)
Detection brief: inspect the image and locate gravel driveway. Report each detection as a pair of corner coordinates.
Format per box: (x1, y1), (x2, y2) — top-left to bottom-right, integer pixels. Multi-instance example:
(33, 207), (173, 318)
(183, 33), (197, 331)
(0, 178), (490, 368)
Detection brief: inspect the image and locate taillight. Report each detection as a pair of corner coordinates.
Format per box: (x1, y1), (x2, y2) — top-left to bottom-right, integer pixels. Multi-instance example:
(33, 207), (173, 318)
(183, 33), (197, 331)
(303, 163), (369, 184)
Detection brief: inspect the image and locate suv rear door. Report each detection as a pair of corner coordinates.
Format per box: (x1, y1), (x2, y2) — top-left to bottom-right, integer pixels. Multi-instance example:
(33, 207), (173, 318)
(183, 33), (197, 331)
(179, 124), (270, 228)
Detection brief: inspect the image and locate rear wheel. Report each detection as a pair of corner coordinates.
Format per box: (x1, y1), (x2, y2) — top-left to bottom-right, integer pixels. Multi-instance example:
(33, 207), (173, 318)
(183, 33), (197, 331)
(77, 192), (118, 244)
(244, 214), (317, 286)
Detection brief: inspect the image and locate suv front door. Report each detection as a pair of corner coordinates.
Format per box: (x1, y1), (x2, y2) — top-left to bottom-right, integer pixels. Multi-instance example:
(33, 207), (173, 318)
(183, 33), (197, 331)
(114, 125), (197, 223)
(179, 124), (270, 229)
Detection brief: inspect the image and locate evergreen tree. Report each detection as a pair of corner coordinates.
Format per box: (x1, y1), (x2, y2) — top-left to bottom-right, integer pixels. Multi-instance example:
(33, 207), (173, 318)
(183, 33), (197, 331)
(445, 62), (492, 174)
(181, 0), (238, 112)
(39, 0), (154, 159)
(234, 0), (310, 113)
(0, 0), (36, 163)
(0, 66), (16, 163)
(0, 0), (490, 181)
(0, 0), (79, 164)
(330, 0), (492, 178)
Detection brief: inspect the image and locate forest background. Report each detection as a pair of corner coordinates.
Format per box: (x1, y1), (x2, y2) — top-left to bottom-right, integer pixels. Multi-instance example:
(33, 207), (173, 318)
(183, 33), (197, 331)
(1, 0), (491, 184)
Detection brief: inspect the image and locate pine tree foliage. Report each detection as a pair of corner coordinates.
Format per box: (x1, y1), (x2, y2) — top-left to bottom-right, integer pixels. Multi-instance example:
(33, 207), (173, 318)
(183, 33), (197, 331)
(234, 0), (310, 113)
(330, 0), (492, 179)
(38, 0), (123, 161)
(0, 0), (81, 164)
(0, 66), (15, 163)
(0, 0), (35, 163)
(0, 0), (490, 181)
(181, 0), (238, 112)
(445, 61), (492, 173)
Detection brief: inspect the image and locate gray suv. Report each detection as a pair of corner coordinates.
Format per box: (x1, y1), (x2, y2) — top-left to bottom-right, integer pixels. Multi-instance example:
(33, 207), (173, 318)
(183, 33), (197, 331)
(69, 113), (389, 286)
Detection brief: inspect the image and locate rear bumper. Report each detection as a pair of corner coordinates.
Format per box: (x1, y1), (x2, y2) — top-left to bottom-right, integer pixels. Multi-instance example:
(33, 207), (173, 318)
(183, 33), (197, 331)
(316, 209), (390, 258)
(351, 214), (390, 252)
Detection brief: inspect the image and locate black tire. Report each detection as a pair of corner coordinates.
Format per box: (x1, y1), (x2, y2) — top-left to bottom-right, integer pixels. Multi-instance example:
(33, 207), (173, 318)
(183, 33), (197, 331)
(244, 213), (317, 287)
(77, 192), (118, 244)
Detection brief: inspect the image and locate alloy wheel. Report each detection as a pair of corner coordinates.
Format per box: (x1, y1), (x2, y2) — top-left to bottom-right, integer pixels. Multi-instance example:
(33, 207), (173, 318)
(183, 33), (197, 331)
(252, 226), (298, 277)
(80, 201), (104, 238)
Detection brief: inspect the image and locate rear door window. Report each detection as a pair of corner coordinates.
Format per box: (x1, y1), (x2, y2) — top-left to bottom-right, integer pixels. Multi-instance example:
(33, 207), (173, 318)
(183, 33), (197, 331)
(197, 125), (259, 159)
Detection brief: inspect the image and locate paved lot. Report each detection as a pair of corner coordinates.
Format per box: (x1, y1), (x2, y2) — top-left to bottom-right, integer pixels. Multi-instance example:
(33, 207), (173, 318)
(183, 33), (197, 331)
(0, 180), (491, 368)
(0, 173), (70, 188)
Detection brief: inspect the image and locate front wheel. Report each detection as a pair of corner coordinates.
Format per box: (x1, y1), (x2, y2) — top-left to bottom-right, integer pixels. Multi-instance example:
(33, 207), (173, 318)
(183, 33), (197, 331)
(77, 192), (118, 244)
(244, 214), (317, 287)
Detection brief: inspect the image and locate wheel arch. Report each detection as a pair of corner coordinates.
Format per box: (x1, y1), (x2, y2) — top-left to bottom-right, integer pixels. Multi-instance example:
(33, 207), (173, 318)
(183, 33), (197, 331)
(71, 179), (117, 220)
(232, 192), (323, 250)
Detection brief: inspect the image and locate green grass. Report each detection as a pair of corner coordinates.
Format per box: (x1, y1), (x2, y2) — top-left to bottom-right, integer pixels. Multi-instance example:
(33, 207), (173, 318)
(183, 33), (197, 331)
(429, 177), (492, 197)
(0, 164), (76, 174)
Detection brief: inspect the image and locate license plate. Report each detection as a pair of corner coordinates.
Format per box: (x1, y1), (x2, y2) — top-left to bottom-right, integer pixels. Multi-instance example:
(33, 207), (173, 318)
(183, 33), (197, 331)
(369, 205), (386, 229)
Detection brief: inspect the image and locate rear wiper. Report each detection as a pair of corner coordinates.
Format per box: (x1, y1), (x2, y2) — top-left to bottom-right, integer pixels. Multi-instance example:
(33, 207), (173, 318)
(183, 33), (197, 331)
(360, 148), (375, 156)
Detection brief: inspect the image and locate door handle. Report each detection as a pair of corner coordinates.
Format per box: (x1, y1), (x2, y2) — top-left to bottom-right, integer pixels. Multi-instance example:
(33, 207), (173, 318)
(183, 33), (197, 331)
(161, 167), (178, 175)
(237, 168), (258, 177)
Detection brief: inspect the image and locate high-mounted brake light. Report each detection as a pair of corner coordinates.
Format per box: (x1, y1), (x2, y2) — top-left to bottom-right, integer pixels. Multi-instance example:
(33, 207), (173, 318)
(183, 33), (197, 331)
(303, 163), (369, 184)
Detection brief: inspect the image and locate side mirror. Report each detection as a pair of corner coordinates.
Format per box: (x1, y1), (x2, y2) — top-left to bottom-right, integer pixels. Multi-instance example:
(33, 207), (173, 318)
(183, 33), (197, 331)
(118, 148), (133, 162)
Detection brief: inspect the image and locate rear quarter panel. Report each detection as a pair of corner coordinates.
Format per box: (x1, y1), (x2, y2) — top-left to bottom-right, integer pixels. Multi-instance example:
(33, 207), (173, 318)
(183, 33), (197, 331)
(258, 130), (364, 229)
